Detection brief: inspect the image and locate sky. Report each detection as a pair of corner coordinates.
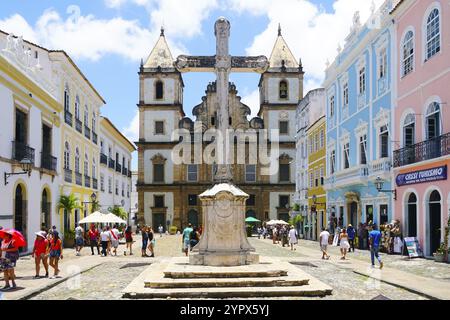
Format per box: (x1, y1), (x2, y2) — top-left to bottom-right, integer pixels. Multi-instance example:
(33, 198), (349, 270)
(0, 0), (384, 170)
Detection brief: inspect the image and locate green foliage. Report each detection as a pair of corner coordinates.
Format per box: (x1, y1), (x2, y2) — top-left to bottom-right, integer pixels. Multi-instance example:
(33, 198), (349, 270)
(111, 206), (128, 220)
(91, 199), (100, 212)
(64, 229), (75, 240)
(289, 215), (303, 225)
(57, 194), (82, 213)
(292, 203), (300, 211)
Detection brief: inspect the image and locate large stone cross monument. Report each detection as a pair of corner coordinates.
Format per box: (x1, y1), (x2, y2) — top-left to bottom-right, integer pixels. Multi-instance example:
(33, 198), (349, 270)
(175, 18), (269, 266)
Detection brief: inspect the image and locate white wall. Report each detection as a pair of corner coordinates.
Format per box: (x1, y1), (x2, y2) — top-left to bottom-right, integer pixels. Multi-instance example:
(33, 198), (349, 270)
(143, 78), (176, 105)
(267, 77), (300, 104)
(269, 192), (295, 220)
(143, 192), (174, 227)
(268, 110), (296, 142)
(143, 110), (178, 142)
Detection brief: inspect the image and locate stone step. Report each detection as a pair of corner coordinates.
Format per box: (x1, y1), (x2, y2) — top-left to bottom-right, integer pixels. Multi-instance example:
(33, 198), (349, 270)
(146, 276), (309, 289)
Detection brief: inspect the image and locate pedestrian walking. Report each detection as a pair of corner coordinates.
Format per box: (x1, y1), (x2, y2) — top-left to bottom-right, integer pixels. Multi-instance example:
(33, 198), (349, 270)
(148, 227), (155, 257)
(339, 228), (350, 260)
(74, 224), (84, 256)
(125, 226), (133, 255)
(0, 232), (19, 290)
(141, 226), (149, 257)
(158, 224), (164, 237)
(369, 224), (384, 269)
(110, 224), (120, 256)
(319, 228), (331, 260)
(288, 225), (298, 251)
(272, 227), (278, 244)
(49, 231), (63, 278)
(189, 226), (200, 251)
(182, 223), (193, 257)
(100, 227), (110, 257)
(347, 224), (356, 252)
(32, 231), (49, 278)
(88, 224), (100, 255)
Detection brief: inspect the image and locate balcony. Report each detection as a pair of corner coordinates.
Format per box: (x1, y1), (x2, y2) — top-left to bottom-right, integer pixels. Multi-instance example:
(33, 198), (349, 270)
(116, 163), (122, 173)
(370, 158), (391, 177)
(92, 131), (98, 145)
(12, 141), (35, 165)
(84, 125), (91, 140)
(75, 118), (82, 133)
(393, 132), (450, 168)
(108, 158), (115, 169)
(122, 167), (128, 176)
(100, 153), (108, 165)
(84, 175), (91, 188)
(64, 169), (72, 183)
(75, 172), (82, 186)
(324, 165), (369, 189)
(92, 178), (98, 190)
(40, 152), (57, 172)
(64, 111), (73, 126)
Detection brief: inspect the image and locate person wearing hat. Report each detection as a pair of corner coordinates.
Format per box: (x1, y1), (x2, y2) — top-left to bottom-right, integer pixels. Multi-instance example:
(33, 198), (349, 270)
(346, 224), (356, 253)
(32, 231), (49, 278)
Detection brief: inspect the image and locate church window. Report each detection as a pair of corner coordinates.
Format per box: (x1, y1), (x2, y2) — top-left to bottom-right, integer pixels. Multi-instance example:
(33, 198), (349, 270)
(155, 81), (164, 100)
(154, 195), (165, 208)
(379, 48), (387, 79)
(153, 164), (164, 182)
(279, 121), (289, 135)
(279, 80), (288, 99)
(245, 164), (256, 182)
(188, 194), (198, 206)
(426, 8), (440, 61)
(155, 121), (164, 135)
(187, 164), (198, 182)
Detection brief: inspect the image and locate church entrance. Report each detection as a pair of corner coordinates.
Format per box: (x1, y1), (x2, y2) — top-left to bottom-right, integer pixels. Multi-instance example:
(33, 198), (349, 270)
(153, 212), (166, 231)
(188, 209), (199, 228)
(348, 202), (358, 227)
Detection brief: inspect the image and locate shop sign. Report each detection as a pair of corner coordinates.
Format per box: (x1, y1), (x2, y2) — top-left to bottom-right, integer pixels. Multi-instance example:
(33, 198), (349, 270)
(396, 165), (447, 187)
(404, 237), (423, 258)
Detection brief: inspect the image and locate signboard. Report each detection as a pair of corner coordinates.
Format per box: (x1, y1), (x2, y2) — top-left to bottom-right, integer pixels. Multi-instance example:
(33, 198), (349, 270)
(404, 237), (423, 258)
(396, 165), (447, 187)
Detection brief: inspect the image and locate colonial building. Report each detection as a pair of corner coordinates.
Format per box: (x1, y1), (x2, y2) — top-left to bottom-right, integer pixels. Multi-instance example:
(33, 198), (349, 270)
(324, 1), (395, 230)
(391, 0), (450, 256)
(137, 27), (302, 230)
(98, 116), (135, 220)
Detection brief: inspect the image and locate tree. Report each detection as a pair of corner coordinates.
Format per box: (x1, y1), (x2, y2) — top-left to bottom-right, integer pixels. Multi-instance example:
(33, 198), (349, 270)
(110, 206), (128, 220)
(91, 199), (100, 212)
(57, 193), (82, 214)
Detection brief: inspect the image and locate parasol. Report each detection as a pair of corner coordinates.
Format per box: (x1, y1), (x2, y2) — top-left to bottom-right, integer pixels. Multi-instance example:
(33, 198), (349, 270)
(0, 228), (27, 247)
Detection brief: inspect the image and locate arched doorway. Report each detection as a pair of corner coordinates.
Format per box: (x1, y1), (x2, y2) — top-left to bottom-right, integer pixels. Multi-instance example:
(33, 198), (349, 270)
(41, 189), (51, 231)
(407, 193), (417, 237)
(188, 209), (199, 228)
(14, 184), (27, 250)
(428, 190), (441, 255)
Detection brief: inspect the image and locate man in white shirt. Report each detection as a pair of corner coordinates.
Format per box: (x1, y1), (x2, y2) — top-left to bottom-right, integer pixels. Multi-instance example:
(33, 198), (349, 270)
(319, 227), (331, 260)
(100, 227), (111, 257)
(110, 224), (120, 256)
(74, 224), (84, 256)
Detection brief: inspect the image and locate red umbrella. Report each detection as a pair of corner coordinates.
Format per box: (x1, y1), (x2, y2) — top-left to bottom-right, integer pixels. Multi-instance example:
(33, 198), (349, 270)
(0, 228), (27, 248)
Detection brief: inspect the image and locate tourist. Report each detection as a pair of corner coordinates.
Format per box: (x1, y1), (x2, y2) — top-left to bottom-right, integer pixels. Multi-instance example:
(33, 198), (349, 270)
(49, 231), (63, 278)
(190, 226), (200, 251)
(339, 228), (350, 260)
(88, 224), (100, 255)
(288, 225), (298, 251)
(198, 225), (203, 235)
(0, 232), (19, 290)
(347, 224), (356, 252)
(110, 224), (120, 256)
(182, 223), (193, 257)
(272, 226), (278, 244)
(32, 231), (49, 278)
(158, 224), (164, 237)
(106, 226), (113, 256)
(357, 223), (365, 250)
(319, 227), (330, 260)
(141, 226), (149, 257)
(148, 227), (155, 258)
(74, 224), (84, 256)
(369, 224), (383, 269)
(125, 226), (133, 256)
(100, 227), (110, 257)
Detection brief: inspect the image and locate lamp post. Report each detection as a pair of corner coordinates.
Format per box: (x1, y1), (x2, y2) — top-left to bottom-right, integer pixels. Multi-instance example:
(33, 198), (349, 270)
(4, 158), (32, 185)
(375, 176), (397, 200)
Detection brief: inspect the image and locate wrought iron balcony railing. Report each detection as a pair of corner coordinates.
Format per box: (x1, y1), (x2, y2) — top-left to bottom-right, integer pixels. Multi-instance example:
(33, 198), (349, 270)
(92, 178), (98, 190)
(64, 111), (73, 126)
(75, 172), (82, 186)
(84, 125), (91, 140)
(75, 118), (82, 133)
(64, 168), (72, 183)
(393, 132), (450, 167)
(12, 141), (35, 165)
(40, 152), (57, 172)
(122, 167), (128, 176)
(84, 175), (91, 188)
(92, 131), (98, 145)
(116, 163), (122, 173)
(100, 153), (108, 165)
(108, 158), (115, 169)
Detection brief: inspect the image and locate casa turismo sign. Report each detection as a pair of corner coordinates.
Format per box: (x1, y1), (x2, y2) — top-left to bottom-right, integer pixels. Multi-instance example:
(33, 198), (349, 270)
(396, 165), (447, 187)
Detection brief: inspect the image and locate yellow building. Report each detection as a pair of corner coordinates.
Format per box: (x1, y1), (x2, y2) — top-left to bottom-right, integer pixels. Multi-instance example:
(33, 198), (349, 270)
(307, 115), (326, 240)
(51, 51), (106, 232)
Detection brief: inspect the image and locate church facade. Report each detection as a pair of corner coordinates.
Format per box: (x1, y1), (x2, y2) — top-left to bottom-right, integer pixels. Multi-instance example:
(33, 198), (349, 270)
(136, 27), (303, 231)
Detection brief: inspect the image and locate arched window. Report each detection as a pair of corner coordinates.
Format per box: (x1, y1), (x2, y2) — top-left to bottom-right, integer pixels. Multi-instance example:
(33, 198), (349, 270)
(279, 80), (288, 99)
(426, 102), (440, 139)
(75, 148), (80, 173)
(426, 8), (440, 60)
(402, 30), (414, 77)
(84, 153), (89, 176)
(64, 85), (70, 112)
(155, 81), (164, 100)
(403, 113), (415, 147)
(64, 142), (70, 169)
(75, 95), (80, 120)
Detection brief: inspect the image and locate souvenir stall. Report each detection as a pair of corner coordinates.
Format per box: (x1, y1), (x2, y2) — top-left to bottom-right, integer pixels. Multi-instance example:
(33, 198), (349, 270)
(379, 220), (403, 254)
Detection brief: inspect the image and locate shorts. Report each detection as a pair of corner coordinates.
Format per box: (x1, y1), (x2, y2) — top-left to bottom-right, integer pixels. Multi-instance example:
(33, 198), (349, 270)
(126, 238), (133, 243)
(0, 257), (15, 271)
(111, 240), (119, 248)
(320, 244), (328, 251)
(75, 238), (84, 246)
(50, 250), (61, 258)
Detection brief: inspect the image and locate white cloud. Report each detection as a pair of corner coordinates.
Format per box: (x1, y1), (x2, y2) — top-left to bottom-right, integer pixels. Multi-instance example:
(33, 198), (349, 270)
(123, 110), (139, 142)
(0, 14), (38, 42)
(240, 89), (260, 118)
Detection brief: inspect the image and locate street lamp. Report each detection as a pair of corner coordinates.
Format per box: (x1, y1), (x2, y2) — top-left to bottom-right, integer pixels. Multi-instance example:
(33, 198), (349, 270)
(312, 194), (325, 205)
(375, 176), (397, 200)
(4, 158), (33, 185)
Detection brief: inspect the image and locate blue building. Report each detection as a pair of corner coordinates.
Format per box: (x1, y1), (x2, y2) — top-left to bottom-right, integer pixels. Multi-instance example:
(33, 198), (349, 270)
(323, 2), (396, 233)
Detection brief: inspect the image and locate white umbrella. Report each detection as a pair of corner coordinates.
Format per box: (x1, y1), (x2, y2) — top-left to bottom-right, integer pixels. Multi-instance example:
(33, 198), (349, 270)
(277, 220), (290, 225)
(78, 211), (105, 224)
(105, 212), (127, 225)
(265, 220), (278, 225)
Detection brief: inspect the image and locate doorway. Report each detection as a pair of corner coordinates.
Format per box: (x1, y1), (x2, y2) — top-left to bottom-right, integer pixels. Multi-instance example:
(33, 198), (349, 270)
(428, 190), (441, 255)
(348, 202), (357, 227)
(188, 209), (199, 228)
(153, 212), (166, 231)
(14, 184), (27, 251)
(41, 189), (51, 230)
(407, 193), (417, 237)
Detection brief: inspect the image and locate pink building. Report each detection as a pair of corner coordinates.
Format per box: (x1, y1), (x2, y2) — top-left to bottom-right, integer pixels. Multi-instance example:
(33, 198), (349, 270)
(392, 0), (450, 256)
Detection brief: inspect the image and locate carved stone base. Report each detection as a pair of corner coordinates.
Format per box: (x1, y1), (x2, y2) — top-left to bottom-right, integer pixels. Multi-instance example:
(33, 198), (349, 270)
(189, 252), (259, 267)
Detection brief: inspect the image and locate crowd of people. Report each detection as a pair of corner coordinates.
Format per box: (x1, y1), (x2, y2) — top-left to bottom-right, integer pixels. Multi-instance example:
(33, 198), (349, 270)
(257, 224), (299, 251)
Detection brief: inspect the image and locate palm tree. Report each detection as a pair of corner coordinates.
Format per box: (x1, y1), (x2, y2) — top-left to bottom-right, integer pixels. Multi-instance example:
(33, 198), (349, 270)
(110, 206), (128, 220)
(57, 193), (82, 243)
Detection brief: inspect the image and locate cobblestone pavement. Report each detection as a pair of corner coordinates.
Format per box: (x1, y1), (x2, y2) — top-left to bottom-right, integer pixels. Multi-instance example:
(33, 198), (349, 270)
(28, 234), (435, 300)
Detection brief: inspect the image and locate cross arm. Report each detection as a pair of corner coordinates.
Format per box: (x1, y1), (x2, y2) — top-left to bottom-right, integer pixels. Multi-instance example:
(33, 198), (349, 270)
(175, 55), (216, 72)
(231, 55), (269, 73)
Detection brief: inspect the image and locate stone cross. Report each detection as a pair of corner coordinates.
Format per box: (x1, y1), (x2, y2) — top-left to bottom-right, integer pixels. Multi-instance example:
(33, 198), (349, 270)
(175, 17), (269, 183)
